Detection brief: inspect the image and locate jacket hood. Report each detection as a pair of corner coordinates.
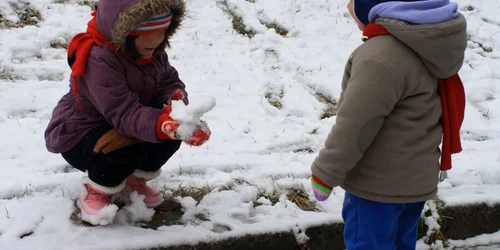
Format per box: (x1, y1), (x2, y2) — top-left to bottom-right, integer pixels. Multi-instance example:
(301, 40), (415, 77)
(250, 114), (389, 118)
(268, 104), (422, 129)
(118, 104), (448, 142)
(96, 0), (186, 48)
(376, 14), (467, 78)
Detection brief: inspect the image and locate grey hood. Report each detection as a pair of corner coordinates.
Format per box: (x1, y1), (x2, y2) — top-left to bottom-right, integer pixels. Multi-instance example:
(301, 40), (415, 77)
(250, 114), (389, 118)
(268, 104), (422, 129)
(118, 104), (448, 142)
(377, 14), (467, 78)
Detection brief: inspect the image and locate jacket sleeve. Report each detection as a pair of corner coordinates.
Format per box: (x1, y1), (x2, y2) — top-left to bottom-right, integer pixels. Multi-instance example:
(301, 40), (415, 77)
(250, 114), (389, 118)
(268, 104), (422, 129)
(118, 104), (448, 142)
(79, 51), (163, 143)
(311, 57), (403, 187)
(151, 53), (189, 108)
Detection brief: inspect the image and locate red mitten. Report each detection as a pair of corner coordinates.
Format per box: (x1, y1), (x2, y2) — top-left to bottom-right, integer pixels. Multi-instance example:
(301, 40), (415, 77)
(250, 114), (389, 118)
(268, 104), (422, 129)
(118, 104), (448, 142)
(156, 107), (181, 140)
(185, 121), (211, 146)
(167, 89), (186, 105)
(157, 107), (211, 145)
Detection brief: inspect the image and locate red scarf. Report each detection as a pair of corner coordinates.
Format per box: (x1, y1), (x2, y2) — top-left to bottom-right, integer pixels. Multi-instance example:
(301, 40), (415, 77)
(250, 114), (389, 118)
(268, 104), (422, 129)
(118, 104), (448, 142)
(363, 24), (465, 171)
(67, 11), (154, 108)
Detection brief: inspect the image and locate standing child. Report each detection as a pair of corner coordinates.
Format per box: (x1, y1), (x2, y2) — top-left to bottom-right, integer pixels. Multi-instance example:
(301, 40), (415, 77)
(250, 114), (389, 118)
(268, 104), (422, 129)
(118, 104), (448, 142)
(310, 0), (466, 248)
(45, 0), (211, 225)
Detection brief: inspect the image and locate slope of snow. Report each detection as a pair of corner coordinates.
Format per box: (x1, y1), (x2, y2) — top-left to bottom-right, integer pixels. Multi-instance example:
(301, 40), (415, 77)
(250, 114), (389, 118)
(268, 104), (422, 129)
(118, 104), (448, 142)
(0, 0), (499, 249)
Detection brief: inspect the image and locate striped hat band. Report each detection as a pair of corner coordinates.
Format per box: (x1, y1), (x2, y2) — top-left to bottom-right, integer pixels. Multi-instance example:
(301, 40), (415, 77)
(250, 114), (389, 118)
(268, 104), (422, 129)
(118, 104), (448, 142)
(129, 9), (173, 35)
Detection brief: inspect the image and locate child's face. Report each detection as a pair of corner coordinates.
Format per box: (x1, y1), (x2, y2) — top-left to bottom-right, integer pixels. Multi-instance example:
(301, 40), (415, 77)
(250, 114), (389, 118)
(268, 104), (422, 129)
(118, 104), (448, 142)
(135, 30), (165, 59)
(347, 0), (366, 31)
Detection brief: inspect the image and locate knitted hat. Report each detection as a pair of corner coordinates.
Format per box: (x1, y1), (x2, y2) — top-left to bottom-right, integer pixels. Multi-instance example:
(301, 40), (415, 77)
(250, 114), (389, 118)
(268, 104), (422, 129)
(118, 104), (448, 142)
(128, 8), (173, 36)
(354, 0), (415, 25)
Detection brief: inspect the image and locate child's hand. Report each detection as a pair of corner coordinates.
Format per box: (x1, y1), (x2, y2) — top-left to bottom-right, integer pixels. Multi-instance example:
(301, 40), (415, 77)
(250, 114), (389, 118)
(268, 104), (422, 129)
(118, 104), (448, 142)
(157, 108), (211, 146)
(166, 89), (186, 105)
(185, 120), (211, 146)
(157, 109), (181, 140)
(311, 174), (333, 201)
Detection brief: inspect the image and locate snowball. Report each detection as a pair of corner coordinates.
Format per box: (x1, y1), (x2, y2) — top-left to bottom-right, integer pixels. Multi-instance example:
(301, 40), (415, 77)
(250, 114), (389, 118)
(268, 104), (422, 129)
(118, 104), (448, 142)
(169, 96), (216, 140)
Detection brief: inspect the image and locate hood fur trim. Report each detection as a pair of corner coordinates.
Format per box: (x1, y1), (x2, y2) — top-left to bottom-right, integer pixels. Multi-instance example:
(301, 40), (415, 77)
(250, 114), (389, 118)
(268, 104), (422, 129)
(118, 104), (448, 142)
(112, 0), (186, 48)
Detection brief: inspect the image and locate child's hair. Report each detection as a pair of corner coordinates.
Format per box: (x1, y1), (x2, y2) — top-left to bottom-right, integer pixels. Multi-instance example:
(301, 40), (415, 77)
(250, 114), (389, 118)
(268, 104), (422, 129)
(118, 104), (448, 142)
(124, 30), (170, 61)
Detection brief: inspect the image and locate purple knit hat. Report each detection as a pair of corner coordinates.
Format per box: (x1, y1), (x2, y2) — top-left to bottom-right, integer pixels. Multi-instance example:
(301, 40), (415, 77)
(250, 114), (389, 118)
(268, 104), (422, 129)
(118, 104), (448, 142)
(354, 0), (418, 25)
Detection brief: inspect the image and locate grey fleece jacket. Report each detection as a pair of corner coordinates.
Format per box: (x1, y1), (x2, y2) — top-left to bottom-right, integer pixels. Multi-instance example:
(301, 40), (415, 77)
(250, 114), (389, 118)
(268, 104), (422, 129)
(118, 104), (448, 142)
(311, 15), (467, 203)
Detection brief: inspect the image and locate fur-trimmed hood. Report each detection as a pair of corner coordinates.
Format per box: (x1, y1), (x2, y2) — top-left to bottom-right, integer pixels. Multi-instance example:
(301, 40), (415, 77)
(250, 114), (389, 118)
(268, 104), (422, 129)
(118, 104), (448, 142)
(96, 0), (185, 48)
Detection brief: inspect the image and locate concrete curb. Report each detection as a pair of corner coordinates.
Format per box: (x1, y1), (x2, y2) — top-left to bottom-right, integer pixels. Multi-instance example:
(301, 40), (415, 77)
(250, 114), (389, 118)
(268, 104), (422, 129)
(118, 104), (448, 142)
(146, 203), (500, 250)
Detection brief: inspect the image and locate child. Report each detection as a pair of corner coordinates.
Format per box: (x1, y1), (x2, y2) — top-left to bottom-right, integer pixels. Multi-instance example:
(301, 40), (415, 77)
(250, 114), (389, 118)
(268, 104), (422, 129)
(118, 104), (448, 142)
(310, 0), (466, 248)
(45, 0), (211, 225)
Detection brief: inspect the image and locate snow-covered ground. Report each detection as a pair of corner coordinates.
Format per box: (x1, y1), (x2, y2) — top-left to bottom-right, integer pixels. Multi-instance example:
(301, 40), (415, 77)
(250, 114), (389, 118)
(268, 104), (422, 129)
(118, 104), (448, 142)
(0, 0), (499, 249)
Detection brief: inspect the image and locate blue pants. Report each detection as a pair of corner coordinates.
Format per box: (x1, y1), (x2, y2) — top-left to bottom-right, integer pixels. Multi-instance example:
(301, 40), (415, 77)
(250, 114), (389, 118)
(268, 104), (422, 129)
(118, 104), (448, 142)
(342, 192), (425, 250)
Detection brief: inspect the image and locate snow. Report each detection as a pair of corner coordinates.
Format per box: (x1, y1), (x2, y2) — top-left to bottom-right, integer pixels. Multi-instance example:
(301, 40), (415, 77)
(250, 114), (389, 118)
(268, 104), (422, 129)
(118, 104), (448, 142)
(448, 230), (500, 249)
(169, 97), (216, 140)
(0, 0), (499, 249)
(115, 192), (156, 224)
(79, 202), (119, 226)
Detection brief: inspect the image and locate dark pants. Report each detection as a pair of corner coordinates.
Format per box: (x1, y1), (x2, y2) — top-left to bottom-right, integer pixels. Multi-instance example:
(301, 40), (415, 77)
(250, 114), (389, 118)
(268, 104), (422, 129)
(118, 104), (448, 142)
(62, 126), (182, 187)
(342, 192), (426, 250)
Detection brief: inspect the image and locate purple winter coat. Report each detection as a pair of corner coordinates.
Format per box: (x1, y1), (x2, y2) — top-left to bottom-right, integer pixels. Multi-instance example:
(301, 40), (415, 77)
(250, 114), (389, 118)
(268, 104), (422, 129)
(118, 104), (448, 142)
(44, 0), (187, 153)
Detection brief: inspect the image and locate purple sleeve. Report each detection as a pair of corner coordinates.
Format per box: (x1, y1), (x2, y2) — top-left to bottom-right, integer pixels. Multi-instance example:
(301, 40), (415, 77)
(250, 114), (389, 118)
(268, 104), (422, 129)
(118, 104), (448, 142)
(80, 51), (163, 143)
(151, 53), (189, 107)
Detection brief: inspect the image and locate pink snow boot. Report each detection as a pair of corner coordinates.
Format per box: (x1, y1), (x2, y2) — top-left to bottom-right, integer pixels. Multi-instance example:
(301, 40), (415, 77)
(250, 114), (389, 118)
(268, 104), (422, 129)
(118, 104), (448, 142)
(77, 177), (125, 225)
(122, 170), (164, 208)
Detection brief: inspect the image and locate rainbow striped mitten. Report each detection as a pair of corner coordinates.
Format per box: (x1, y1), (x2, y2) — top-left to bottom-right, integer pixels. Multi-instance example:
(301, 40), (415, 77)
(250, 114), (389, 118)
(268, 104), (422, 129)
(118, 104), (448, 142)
(311, 174), (333, 201)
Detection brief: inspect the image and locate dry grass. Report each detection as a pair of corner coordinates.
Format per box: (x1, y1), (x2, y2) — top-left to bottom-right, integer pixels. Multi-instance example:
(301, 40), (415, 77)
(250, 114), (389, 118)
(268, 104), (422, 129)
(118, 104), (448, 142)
(477, 41), (493, 53)
(313, 92), (337, 119)
(77, 0), (94, 6)
(252, 180), (320, 212)
(160, 197), (183, 212)
(293, 147), (314, 153)
(50, 40), (68, 49)
(469, 36), (494, 54)
(0, 68), (17, 81)
(462, 5), (475, 11)
(421, 199), (449, 247)
(263, 22), (289, 37)
(287, 190), (320, 212)
(19, 231), (34, 239)
(482, 109), (491, 120)
(253, 191), (280, 207)
(219, 1), (256, 38)
(235, 179), (319, 211)
(220, 1), (288, 38)
(70, 179), (320, 229)
(265, 88), (284, 109)
(308, 128), (319, 134)
(230, 11), (256, 38)
(0, 2), (42, 29)
(77, 0), (97, 9)
(52, 0), (96, 9)
(426, 230), (448, 247)
(170, 185), (212, 203)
